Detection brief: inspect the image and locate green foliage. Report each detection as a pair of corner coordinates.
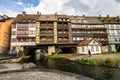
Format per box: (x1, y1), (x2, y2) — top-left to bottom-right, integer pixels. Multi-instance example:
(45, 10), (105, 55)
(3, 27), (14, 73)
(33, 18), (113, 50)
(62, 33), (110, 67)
(102, 52), (120, 54)
(104, 58), (120, 67)
(46, 54), (68, 60)
(18, 56), (31, 63)
(75, 58), (97, 66)
(75, 58), (120, 68)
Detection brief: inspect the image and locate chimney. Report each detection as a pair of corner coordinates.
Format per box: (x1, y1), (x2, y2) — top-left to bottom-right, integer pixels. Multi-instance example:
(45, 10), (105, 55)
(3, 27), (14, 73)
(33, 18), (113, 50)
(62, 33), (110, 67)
(37, 11), (40, 16)
(99, 14), (101, 19)
(22, 11), (26, 16)
(55, 12), (57, 16)
(82, 14), (85, 18)
(117, 16), (119, 19)
(107, 14), (109, 18)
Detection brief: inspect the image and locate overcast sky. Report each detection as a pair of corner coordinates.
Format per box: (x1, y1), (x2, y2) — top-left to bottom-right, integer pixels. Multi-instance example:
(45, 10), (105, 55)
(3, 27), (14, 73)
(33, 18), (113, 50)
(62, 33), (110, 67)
(0, 0), (120, 17)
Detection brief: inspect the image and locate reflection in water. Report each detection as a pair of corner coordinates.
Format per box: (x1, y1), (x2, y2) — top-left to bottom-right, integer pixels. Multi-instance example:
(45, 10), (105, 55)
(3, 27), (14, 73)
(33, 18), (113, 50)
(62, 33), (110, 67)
(35, 59), (120, 80)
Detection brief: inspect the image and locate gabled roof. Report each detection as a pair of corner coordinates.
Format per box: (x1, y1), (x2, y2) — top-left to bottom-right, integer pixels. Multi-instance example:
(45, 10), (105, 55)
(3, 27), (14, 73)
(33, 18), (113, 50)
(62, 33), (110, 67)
(38, 14), (57, 21)
(85, 17), (103, 24)
(78, 39), (93, 46)
(0, 15), (13, 22)
(13, 14), (38, 23)
(78, 39), (101, 46)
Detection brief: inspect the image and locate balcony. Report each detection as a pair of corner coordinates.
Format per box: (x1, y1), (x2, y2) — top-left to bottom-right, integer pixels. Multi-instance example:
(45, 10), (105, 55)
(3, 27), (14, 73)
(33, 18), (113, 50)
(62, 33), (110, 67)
(17, 35), (29, 38)
(17, 28), (29, 31)
(39, 40), (54, 44)
(17, 42), (36, 46)
(58, 33), (69, 37)
(40, 33), (54, 36)
(93, 27), (106, 30)
(40, 26), (54, 29)
(72, 33), (92, 37)
(57, 24), (68, 30)
(58, 40), (69, 43)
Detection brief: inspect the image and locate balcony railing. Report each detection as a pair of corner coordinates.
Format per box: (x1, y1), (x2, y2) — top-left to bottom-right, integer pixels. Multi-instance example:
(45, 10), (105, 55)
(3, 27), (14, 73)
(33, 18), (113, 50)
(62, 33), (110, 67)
(40, 26), (54, 29)
(17, 35), (29, 38)
(58, 40), (69, 43)
(40, 33), (54, 36)
(57, 26), (68, 29)
(58, 33), (69, 37)
(17, 28), (29, 31)
(72, 33), (92, 37)
(39, 40), (54, 44)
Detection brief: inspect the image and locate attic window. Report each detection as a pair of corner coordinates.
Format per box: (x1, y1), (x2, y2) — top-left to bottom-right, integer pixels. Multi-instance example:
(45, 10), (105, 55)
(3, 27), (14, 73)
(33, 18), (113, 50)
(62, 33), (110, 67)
(93, 41), (96, 43)
(58, 18), (62, 21)
(67, 19), (70, 21)
(28, 19), (31, 22)
(22, 19), (26, 22)
(46, 16), (49, 18)
(32, 19), (36, 22)
(63, 19), (66, 21)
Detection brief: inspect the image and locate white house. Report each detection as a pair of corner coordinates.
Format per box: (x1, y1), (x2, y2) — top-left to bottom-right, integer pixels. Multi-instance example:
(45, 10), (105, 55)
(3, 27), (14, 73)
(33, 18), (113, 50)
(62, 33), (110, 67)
(77, 39), (102, 54)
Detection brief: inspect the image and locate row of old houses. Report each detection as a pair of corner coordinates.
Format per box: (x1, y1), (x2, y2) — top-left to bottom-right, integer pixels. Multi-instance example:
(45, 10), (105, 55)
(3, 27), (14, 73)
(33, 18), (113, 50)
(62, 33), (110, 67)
(0, 12), (120, 55)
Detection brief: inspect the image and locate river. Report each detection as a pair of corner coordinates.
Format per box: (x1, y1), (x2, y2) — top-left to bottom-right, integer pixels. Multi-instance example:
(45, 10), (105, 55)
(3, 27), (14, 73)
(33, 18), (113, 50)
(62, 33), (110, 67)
(35, 58), (120, 80)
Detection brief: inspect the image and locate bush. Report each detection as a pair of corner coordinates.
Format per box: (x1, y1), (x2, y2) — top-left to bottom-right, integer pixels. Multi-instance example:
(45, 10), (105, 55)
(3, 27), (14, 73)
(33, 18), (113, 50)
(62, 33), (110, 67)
(75, 58), (97, 66)
(75, 58), (120, 68)
(104, 58), (120, 67)
(46, 54), (68, 60)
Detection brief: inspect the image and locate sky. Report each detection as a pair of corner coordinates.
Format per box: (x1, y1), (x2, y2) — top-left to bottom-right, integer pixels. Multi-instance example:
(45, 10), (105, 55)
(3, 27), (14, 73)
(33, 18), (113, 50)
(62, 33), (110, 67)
(0, 0), (120, 17)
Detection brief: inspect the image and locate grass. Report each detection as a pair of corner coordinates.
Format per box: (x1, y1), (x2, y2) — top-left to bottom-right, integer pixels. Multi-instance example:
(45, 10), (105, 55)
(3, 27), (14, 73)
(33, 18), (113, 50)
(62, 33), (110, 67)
(75, 58), (120, 68)
(102, 52), (120, 54)
(46, 54), (68, 60)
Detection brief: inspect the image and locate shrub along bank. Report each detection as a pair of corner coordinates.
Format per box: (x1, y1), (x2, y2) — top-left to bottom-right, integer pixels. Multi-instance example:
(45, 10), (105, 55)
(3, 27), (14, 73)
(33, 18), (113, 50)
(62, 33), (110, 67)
(75, 58), (120, 68)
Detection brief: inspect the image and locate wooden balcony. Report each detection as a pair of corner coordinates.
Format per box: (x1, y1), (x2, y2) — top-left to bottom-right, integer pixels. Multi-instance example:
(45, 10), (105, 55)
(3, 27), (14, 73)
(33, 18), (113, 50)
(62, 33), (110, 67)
(40, 26), (54, 29)
(57, 26), (68, 30)
(72, 27), (106, 31)
(58, 40), (69, 43)
(40, 33), (54, 36)
(72, 33), (92, 37)
(39, 40), (54, 44)
(17, 35), (29, 38)
(17, 28), (29, 31)
(58, 33), (69, 37)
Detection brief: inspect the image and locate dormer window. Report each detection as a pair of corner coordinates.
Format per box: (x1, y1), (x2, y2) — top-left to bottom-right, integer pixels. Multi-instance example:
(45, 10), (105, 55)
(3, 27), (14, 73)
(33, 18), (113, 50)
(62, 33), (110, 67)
(67, 19), (70, 21)
(28, 19), (31, 22)
(32, 19), (36, 22)
(63, 19), (66, 21)
(59, 18), (62, 21)
(22, 19), (26, 22)
(78, 19), (80, 22)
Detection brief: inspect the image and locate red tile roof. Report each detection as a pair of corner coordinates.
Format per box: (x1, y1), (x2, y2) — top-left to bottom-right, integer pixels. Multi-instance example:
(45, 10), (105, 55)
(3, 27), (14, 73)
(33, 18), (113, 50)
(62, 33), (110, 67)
(78, 39), (93, 46)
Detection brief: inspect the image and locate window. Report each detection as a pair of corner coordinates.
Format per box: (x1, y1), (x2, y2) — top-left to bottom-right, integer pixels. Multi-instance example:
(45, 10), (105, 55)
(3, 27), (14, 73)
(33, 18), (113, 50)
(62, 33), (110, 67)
(12, 24), (16, 28)
(91, 46), (94, 52)
(4, 32), (9, 38)
(12, 31), (16, 35)
(96, 46), (99, 51)
(59, 18), (62, 21)
(82, 46), (84, 52)
(4, 40), (8, 45)
(11, 38), (16, 42)
(63, 19), (66, 21)
(67, 19), (70, 21)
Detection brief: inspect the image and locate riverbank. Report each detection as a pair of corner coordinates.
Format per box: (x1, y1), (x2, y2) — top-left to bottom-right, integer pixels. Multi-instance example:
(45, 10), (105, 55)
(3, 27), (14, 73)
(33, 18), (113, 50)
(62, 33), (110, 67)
(47, 53), (120, 68)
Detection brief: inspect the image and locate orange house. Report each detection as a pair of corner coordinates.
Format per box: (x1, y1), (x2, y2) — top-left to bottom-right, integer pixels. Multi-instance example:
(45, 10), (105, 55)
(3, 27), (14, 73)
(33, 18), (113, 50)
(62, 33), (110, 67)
(0, 15), (14, 55)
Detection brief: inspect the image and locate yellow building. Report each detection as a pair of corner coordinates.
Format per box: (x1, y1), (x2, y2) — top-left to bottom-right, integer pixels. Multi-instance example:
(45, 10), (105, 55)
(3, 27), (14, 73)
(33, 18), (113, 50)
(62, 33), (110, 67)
(0, 15), (14, 55)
